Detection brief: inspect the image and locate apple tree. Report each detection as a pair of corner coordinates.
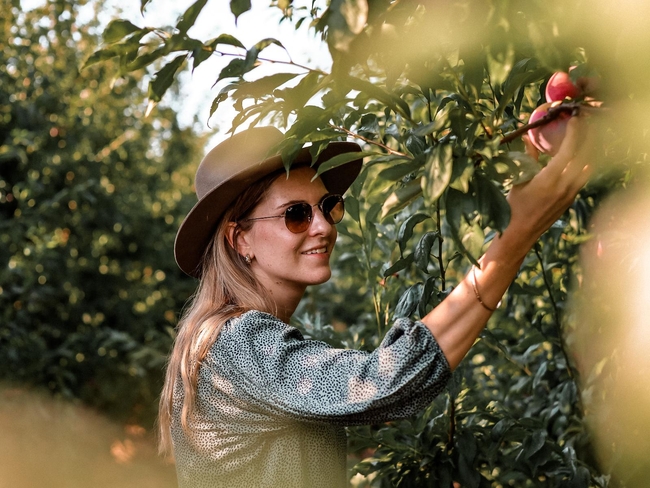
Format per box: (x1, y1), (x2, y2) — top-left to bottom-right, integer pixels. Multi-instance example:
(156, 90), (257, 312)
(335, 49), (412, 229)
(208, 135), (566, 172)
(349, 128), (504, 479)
(93, 0), (649, 485)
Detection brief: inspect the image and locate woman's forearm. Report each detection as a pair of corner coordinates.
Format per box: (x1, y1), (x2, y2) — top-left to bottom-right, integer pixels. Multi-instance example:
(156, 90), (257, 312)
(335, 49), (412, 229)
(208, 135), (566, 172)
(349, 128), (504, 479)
(420, 229), (529, 370)
(420, 116), (593, 370)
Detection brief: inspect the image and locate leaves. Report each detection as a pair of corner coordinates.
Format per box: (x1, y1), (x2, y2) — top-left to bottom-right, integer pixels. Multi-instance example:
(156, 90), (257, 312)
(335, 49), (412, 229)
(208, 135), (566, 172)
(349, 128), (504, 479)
(176, 0), (208, 35)
(394, 284), (421, 318)
(422, 144), (453, 205)
(474, 173), (511, 233)
(148, 55), (187, 103)
(380, 179), (422, 220)
(397, 213), (430, 255)
(413, 231), (439, 272)
(230, 0), (252, 22)
(314, 150), (377, 179)
(102, 19), (141, 44)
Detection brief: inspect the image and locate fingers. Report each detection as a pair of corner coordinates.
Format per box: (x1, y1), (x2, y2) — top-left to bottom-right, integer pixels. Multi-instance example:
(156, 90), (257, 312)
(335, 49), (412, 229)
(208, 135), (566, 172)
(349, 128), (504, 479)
(543, 116), (582, 179)
(564, 124), (595, 191)
(522, 134), (539, 162)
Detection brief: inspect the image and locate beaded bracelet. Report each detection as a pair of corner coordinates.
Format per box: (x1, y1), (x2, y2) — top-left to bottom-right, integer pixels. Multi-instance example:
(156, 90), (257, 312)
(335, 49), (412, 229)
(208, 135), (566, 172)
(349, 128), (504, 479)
(470, 266), (497, 312)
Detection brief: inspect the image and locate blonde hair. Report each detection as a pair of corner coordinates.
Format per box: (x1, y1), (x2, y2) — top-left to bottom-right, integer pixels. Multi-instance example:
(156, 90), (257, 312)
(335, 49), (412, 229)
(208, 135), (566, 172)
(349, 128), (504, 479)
(157, 174), (281, 455)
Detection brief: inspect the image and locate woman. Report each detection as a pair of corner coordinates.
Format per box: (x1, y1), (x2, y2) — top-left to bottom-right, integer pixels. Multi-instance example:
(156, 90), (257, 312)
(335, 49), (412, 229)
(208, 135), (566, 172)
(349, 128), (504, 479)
(159, 123), (592, 487)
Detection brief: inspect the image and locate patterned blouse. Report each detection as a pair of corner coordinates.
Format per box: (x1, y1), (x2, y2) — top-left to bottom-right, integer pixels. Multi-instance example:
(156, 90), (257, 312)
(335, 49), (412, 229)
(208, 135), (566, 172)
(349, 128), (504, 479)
(171, 310), (451, 488)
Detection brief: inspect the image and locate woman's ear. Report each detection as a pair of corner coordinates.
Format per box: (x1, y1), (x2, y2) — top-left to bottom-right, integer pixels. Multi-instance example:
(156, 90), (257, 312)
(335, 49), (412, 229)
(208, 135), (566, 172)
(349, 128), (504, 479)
(226, 222), (238, 250)
(226, 222), (252, 259)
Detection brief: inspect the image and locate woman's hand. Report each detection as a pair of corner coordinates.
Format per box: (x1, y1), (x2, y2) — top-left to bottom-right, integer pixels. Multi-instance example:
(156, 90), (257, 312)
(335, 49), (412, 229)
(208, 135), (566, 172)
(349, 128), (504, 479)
(504, 115), (593, 252)
(422, 114), (593, 370)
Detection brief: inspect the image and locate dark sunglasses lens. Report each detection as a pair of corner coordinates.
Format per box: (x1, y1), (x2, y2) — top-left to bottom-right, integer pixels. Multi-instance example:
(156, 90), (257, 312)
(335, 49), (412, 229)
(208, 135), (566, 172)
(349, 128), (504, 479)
(322, 195), (345, 224)
(284, 203), (312, 233)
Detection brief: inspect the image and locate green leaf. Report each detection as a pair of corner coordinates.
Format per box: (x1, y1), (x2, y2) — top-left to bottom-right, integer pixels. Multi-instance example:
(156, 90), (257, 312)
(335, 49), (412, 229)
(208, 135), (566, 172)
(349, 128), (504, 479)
(342, 76), (411, 120)
(394, 284), (422, 318)
(206, 33), (246, 50)
(383, 255), (414, 277)
(216, 57), (248, 83)
(230, 0), (252, 22)
(232, 72), (299, 99)
(191, 33), (244, 73)
(523, 430), (547, 459)
(82, 46), (122, 69)
(375, 158), (420, 182)
(244, 38), (285, 72)
(380, 179), (422, 220)
(449, 155), (474, 193)
(444, 188), (479, 266)
(473, 173), (511, 233)
(123, 45), (167, 72)
(345, 195), (360, 223)
(418, 276), (438, 317)
(422, 144), (453, 205)
(313, 150), (376, 179)
(103, 20), (141, 44)
(86, 29), (148, 71)
(414, 231), (439, 272)
(176, 0), (208, 35)
(274, 70), (322, 111)
(411, 107), (450, 136)
(532, 361), (547, 389)
(168, 34), (203, 54)
(397, 213), (430, 255)
(140, 0), (151, 13)
(336, 223), (363, 245)
(148, 55), (186, 103)
(491, 418), (514, 442)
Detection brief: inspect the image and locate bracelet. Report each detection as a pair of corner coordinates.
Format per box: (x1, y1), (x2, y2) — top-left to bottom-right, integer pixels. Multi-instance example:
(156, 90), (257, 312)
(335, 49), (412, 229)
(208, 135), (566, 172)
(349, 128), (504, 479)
(471, 266), (497, 312)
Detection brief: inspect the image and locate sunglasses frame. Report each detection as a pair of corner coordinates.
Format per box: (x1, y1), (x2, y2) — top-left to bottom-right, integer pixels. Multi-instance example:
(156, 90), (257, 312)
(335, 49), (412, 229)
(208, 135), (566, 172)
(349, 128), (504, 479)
(240, 194), (345, 234)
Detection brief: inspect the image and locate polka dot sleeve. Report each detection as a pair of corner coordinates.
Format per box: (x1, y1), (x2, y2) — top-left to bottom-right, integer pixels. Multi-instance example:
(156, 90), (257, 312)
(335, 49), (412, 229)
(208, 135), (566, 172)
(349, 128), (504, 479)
(205, 310), (452, 425)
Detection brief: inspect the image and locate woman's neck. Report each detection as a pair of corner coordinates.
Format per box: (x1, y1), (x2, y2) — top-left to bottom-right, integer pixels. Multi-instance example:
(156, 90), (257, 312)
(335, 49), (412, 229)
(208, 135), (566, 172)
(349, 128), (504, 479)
(262, 283), (305, 324)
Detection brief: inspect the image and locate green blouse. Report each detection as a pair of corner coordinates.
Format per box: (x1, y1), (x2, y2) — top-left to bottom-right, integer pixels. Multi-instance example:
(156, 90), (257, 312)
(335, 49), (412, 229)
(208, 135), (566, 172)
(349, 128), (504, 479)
(172, 310), (451, 487)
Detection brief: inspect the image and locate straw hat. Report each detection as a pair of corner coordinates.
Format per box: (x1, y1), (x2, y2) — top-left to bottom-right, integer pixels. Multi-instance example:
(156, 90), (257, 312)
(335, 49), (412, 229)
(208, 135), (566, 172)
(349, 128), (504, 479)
(174, 126), (363, 277)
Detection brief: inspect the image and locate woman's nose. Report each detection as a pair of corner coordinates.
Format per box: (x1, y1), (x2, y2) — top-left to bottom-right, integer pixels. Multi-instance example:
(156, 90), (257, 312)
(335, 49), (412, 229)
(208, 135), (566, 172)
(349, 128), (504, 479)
(308, 206), (334, 235)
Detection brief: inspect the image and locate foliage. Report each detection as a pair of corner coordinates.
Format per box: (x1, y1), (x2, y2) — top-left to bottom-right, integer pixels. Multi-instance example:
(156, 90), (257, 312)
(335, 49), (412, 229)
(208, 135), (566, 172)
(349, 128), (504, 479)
(49, 0), (650, 485)
(0, 0), (205, 426)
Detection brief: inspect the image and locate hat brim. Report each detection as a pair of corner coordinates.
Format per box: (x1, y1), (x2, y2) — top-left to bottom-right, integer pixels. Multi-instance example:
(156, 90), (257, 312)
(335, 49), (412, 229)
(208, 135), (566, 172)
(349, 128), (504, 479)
(174, 141), (363, 278)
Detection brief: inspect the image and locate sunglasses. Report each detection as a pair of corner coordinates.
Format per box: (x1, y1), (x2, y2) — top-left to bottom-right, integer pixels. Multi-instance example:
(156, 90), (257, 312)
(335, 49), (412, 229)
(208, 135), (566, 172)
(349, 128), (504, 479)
(240, 194), (345, 234)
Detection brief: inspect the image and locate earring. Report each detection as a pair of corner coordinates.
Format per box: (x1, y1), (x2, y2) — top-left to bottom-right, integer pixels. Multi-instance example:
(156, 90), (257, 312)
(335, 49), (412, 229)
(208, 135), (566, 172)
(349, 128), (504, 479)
(244, 254), (252, 265)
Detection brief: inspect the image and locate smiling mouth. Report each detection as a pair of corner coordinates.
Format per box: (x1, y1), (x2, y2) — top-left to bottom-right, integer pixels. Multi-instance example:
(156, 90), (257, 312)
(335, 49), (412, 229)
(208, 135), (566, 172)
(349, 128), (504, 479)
(302, 247), (327, 255)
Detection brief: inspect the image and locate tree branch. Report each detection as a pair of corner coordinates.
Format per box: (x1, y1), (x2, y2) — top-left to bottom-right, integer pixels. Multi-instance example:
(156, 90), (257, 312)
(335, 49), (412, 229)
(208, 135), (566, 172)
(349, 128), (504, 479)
(328, 124), (410, 157)
(500, 102), (586, 146)
(213, 49), (327, 75)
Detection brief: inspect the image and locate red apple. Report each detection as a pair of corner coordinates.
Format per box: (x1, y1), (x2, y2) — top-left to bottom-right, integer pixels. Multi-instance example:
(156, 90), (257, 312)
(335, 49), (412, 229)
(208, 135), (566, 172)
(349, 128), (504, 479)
(527, 102), (572, 156)
(545, 71), (580, 102)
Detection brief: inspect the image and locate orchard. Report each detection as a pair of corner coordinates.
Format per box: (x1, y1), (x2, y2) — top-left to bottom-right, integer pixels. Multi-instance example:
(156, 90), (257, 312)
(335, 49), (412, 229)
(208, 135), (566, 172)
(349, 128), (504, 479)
(91, 0), (650, 482)
(3, 0), (650, 487)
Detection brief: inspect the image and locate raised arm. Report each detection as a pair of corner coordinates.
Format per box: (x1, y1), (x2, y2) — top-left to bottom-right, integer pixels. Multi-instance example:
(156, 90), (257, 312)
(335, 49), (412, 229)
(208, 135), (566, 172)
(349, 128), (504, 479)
(421, 116), (593, 370)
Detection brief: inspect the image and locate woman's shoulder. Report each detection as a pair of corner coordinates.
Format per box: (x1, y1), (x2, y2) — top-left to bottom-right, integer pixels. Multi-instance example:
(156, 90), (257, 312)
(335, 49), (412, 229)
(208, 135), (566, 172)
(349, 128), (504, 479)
(205, 310), (307, 367)
(222, 309), (281, 330)
(219, 309), (303, 340)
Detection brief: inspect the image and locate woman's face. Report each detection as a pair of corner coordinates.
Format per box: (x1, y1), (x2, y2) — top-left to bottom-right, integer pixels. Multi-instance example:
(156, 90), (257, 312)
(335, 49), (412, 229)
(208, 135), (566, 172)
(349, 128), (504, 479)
(236, 166), (338, 300)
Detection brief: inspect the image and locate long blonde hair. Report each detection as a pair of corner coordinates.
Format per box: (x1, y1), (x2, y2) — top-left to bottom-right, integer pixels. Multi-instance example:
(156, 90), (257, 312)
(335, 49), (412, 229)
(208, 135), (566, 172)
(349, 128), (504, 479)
(158, 174), (281, 455)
